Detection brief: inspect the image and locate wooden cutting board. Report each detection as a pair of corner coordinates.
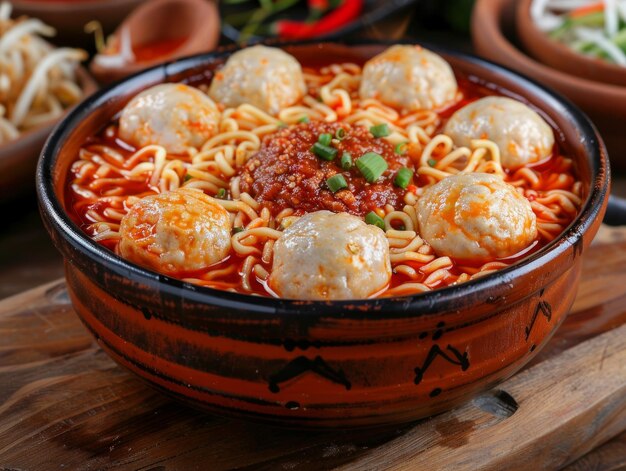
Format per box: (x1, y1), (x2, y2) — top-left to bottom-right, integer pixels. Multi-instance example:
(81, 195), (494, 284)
(1, 227), (626, 470)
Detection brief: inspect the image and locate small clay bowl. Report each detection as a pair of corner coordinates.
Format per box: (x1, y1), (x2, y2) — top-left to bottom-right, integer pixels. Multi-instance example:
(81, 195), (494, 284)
(11, 0), (145, 46)
(472, 0), (626, 171)
(37, 41), (609, 428)
(90, 0), (220, 84)
(0, 67), (96, 202)
(516, 0), (626, 86)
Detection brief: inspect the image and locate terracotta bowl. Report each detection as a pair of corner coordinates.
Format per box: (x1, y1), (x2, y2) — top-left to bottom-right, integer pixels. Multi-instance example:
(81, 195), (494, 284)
(36, 41), (609, 429)
(0, 67), (97, 202)
(12, 0), (145, 46)
(90, 0), (220, 84)
(472, 0), (626, 171)
(516, 0), (626, 86)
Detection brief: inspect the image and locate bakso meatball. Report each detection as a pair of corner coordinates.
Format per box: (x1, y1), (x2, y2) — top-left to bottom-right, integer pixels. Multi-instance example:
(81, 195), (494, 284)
(208, 45), (306, 115)
(359, 45), (458, 111)
(416, 173), (537, 262)
(443, 96), (555, 169)
(119, 188), (231, 275)
(119, 83), (220, 154)
(269, 211), (391, 300)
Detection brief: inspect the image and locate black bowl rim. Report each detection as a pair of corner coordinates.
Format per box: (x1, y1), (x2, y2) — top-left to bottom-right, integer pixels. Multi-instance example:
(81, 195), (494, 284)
(36, 38), (610, 319)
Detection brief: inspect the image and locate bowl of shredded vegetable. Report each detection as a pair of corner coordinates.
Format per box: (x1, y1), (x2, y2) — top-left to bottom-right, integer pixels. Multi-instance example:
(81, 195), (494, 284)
(473, 0), (626, 170)
(517, 0), (626, 86)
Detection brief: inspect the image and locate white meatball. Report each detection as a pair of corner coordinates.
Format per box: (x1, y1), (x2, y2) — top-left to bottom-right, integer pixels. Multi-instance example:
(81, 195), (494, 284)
(359, 45), (458, 111)
(119, 83), (220, 154)
(416, 173), (537, 262)
(443, 96), (555, 169)
(208, 45), (306, 115)
(269, 211), (391, 300)
(119, 188), (231, 275)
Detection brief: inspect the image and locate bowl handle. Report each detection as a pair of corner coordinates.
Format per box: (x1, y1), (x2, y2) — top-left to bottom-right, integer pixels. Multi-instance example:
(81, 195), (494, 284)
(603, 195), (626, 226)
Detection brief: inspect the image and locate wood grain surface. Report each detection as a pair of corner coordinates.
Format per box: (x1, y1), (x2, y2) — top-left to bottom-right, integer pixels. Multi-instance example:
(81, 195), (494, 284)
(0, 230), (625, 470)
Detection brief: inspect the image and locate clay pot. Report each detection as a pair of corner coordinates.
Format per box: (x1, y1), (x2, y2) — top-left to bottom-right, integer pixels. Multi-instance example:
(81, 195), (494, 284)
(90, 0), (220, 84)
(516, 0), (626, 87)
(472, 0), (626, 171)
(0, 67), (96, 202)
(37, 41), (609, 428)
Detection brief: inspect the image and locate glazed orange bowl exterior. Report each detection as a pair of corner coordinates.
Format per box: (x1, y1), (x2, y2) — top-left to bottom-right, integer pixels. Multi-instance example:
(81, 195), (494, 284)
(36, 41), (609, 428)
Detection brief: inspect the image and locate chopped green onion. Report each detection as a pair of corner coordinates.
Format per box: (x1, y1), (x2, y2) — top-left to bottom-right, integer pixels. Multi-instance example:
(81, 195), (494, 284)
(427, 158), (437, 167)
(278, 121), (288, 129)
(233, 226), (244, 234)
(365, 211), (386, 230)
(549, 12), (605, 40)
(335, 128), (346, 140)
(356, 152), (388, 183)
(298, 116), (310, 123)
(318, 133), (332, 146)
(370, 123), (390, 138)
(216, 188), (227, 199)
(340, 152), (353, 170)
(311, 142), (338, 161)
(326, 174), (348, 193)
(184, 173), (193, 181)
(395, 141), (408, 155)
(394, 167), (414, 189)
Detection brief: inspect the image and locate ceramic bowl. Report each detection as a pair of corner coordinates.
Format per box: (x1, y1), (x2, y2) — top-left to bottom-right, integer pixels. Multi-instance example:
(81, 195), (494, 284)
(90, 0), (220, 84)
(12, 0), (146, 46)
(472, 0), (626, 171)
(0, 67), (97, 201)
(37, 41), (609, 428)
(516, 0), (626, 87)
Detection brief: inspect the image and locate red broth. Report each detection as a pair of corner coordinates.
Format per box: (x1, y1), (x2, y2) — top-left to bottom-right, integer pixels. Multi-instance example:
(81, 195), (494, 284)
(65, 69), (580, 298)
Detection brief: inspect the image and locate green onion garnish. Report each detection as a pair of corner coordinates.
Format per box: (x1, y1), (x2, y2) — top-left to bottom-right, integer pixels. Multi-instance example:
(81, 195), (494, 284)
(298, 116), (310, 123)
(318, 133), (332, 146)
(370, 123), (390, 138)
(356, 152), (388, 182)
(394, 167), (414, 189)
(326, 174), (348, 193)
(340, 152), (353, 170)
(233, 226), (244, 234)
(335, 128), (346, 140)
(427, 158), (437, 167)
(216, 188), (227, 199)
(395, 141), (408, 155)
(278, 121), (288, 129)
(184, 173), (193, 182)
(311, 142), (338, 161)
(365, 211), (386, 230)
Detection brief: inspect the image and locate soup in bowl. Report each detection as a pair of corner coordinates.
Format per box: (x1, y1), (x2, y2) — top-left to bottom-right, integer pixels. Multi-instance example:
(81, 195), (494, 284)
(37, 41), (609, 428)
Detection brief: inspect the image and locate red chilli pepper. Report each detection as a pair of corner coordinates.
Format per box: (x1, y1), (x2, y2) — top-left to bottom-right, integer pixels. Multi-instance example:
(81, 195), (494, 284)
(273, 0), (363, 39)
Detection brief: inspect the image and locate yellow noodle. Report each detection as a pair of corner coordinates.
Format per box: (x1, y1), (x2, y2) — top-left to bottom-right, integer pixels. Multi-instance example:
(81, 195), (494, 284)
(384, 211), (415, 232)
(384, 283), (430, 296)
